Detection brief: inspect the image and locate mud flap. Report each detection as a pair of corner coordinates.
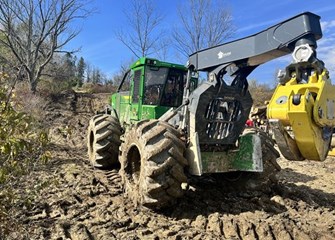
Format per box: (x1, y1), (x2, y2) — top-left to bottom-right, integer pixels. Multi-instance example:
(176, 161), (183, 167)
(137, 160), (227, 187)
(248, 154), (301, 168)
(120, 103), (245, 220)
(186, 133), (263, 176)
(185, 133), (203, 176)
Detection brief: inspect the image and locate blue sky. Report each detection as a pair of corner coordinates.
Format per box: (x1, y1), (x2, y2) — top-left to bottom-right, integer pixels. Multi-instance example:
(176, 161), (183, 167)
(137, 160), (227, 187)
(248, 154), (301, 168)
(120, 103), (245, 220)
(67, 0), (335, 85)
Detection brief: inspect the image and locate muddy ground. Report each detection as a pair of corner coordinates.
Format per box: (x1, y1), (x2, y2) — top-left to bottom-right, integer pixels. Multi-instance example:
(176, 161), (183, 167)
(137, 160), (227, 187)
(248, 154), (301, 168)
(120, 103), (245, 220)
(4, 92), (335, 239)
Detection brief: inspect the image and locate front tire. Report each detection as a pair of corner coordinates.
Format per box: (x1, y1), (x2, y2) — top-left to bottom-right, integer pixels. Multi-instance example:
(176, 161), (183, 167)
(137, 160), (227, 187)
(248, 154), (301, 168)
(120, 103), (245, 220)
(87, 114), (122, 168)
(119, 120), (188, 210)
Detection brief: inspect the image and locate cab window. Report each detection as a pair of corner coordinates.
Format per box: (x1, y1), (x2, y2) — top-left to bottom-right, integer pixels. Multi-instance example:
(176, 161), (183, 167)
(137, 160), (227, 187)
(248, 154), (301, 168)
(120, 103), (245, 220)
(161, 69), (185, 107)
(143, 67), (168, 105)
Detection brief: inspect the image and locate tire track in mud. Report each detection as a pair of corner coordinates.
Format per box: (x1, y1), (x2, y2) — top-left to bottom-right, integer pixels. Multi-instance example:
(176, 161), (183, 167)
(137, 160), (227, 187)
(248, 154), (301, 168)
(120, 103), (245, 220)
(19, 148), (335, 239)
(24, 147), (335, 240)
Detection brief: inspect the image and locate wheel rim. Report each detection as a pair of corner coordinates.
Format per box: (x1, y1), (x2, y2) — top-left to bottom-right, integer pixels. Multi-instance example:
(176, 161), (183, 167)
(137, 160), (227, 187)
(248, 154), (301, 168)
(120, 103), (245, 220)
(125, 145), (141, 184)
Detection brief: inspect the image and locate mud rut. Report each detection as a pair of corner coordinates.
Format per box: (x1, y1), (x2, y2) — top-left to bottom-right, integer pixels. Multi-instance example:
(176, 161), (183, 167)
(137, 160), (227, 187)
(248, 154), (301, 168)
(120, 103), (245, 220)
(7, 92), (335, 239)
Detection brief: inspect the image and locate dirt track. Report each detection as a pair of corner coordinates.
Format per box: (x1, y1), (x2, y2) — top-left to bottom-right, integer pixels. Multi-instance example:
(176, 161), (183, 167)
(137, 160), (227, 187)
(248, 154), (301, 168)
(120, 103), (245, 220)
(5, 92), (335, 239)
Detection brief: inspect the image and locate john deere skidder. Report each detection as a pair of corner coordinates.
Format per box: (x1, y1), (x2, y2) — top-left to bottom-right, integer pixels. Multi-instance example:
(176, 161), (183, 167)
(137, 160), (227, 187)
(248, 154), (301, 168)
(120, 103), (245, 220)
(87, 12), (335, 209)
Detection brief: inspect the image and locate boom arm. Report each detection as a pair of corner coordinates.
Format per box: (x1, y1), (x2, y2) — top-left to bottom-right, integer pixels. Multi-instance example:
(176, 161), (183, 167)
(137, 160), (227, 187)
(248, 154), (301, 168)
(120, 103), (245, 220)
(188, 12), (322, 72)
(183, 12), (334, 162)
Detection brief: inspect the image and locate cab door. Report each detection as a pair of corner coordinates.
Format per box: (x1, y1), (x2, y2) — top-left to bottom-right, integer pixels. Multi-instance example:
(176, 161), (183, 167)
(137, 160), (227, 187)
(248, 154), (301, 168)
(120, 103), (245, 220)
(129, 67), (143, 121)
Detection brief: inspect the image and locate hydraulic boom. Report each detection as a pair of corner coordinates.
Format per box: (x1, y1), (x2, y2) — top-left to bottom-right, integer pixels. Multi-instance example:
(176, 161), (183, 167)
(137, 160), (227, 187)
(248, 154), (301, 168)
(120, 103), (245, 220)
(184, 12), (334, 166)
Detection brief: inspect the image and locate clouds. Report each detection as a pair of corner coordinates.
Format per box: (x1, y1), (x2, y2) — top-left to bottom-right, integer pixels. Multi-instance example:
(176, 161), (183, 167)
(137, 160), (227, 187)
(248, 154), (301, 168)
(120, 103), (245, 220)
(318, 20), (335, 79)
(321, 20), (335, 33)
(237, 18), (280, 34)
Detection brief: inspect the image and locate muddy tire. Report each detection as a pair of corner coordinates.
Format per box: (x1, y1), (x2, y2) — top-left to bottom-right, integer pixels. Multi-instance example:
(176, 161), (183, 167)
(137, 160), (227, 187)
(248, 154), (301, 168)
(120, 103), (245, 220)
(87, 114), (122, 168)
(261, 132), (281, 173)
(119, 119), (188, 210)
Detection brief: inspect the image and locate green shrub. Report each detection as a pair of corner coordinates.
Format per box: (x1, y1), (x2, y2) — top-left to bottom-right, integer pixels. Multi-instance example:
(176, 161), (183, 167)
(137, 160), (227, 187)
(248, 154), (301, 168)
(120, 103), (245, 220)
(10, 82), (48, 122)
(0, 78), (50, 238)
(82, 82), (116, 93)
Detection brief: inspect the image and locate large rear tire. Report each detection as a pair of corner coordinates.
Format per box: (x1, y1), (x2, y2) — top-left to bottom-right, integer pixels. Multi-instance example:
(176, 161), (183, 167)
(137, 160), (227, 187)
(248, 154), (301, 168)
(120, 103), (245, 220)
(87, 114), (122, 168)
(248, 131), (281, 188)
(119, 120), (188, 210)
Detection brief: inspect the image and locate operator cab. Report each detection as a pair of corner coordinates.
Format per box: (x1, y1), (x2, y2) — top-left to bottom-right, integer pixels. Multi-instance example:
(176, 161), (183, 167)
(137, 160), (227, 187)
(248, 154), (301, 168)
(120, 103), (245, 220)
(112, 57), (197, 123)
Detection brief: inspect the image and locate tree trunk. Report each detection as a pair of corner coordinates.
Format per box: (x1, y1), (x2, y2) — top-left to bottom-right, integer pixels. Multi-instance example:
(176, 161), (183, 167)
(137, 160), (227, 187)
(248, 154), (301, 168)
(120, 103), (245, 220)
(29, 73), (38, 94)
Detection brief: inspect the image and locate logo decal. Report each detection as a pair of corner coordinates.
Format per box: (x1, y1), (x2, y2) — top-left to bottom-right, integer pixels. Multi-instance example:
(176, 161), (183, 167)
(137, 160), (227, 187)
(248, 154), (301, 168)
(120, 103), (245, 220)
(218, 51), (231, 59)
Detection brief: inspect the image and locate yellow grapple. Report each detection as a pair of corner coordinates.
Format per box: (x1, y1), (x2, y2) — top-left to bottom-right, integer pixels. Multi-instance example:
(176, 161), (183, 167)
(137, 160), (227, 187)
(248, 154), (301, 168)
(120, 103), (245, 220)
(267, 66), (335, 161)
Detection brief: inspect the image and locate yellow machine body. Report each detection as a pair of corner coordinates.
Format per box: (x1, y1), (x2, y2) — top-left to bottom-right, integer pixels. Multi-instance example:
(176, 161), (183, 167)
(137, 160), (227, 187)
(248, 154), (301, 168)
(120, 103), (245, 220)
(267, 69), (335, 161)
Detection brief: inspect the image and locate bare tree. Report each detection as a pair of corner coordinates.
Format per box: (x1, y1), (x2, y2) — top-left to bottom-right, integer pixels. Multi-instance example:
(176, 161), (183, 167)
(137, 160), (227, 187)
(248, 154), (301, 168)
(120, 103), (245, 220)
(248, 79), (274, 107)
(0, 32), (20, 79)
(0, 0), (90, 93)
(115, 0), (166, 58)
(172, 0), (235, 57)
(112, 58), (135, 87)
